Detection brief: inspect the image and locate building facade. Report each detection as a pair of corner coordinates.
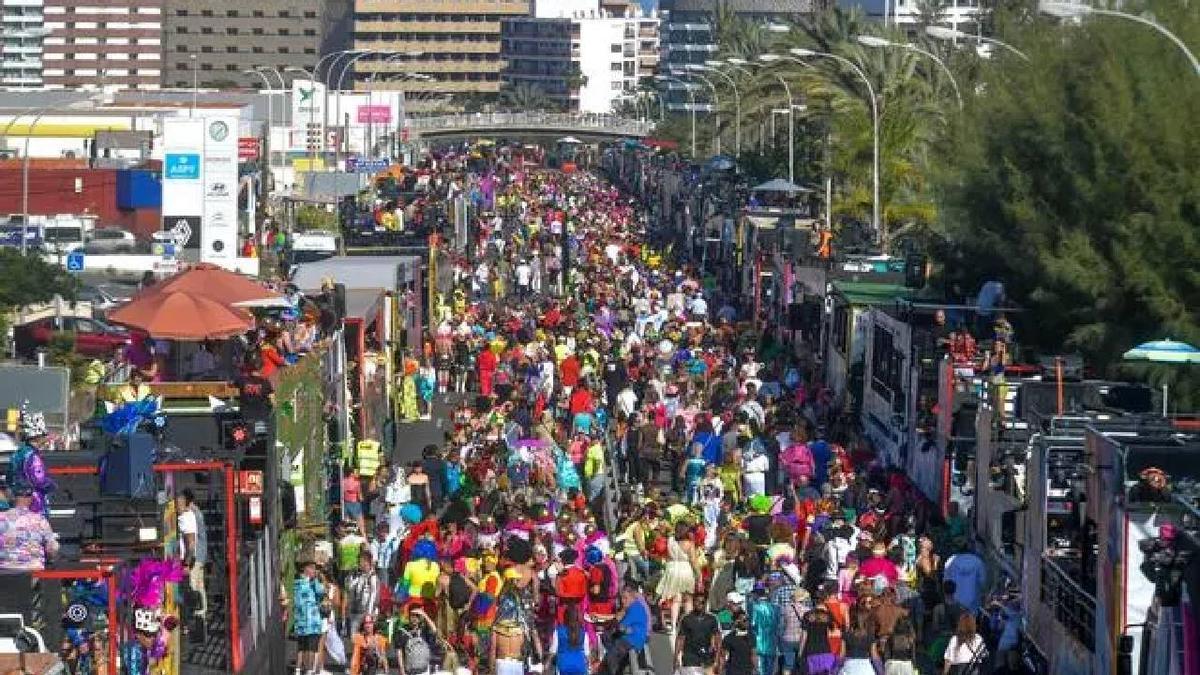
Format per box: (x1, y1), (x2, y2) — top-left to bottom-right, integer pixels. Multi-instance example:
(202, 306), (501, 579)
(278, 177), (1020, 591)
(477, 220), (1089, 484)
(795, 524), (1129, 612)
(836, 0), (980, 34)
(161, 0), (328, 89)
(501, 0), (659, 114)
(352, 0), (530, 99)
(1, 0), (47, 88)
(658, 0), (821, 111)
(41, 0), (163, 90)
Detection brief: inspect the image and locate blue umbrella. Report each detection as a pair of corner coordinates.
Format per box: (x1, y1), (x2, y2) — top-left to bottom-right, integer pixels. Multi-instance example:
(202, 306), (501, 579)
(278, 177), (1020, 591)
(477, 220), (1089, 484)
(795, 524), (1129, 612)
(1122, 338), (1199, 416)
(1122, 339), (1200, 364)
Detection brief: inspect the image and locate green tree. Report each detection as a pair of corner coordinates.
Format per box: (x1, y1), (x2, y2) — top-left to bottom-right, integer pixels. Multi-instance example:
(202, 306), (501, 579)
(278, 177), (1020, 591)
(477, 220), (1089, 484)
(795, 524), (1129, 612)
(498, 82), (559, 112)
(0, 248), (79, 347)
(932, 1), (1200, 404)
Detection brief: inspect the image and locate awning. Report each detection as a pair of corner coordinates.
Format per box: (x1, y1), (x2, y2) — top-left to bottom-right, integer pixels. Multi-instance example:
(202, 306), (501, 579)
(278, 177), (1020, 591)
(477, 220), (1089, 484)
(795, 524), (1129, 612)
(752, 178), (813, 194)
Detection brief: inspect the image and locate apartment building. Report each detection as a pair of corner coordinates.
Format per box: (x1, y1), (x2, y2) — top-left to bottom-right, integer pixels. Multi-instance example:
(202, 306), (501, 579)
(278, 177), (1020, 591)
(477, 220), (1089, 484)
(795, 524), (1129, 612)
(836, 0), (980, 34)
(658, 0), (821, 111)
(352, 0), (531, 98)
(501, 0), (659, 113)
(41, 0), (164, 90)
(1, 0), (47, 88)
(161, 0), (329, 89)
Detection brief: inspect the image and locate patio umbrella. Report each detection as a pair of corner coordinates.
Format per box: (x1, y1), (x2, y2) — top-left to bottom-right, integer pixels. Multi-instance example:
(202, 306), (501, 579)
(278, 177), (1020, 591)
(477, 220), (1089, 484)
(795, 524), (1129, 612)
(108, 290), (253, 340)
(1123, 338), (1200, 415)
(144, 263), (282, 306)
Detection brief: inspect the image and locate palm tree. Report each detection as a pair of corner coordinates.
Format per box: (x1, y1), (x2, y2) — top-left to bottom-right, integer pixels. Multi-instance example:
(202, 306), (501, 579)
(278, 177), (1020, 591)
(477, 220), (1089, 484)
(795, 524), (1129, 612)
(498, 82), (559, 112)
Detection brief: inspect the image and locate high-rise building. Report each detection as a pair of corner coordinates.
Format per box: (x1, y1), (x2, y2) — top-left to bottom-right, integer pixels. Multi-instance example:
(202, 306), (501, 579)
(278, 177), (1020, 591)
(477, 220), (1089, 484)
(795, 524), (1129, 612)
(836, 0), (979, 33)
(1, 0), (47, 88)
(41, 0), (163, 90)
(659, 0), (821, 111)
(352, 0), (531, 100)
(161, 0), (329, 89)
(501, 0), (658, 113)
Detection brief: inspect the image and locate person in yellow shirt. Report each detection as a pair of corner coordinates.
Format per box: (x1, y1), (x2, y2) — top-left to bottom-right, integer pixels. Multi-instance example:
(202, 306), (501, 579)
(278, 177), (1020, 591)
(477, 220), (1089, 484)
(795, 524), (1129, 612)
(584, 436), (606, 500)
(113, 370), (152, 404)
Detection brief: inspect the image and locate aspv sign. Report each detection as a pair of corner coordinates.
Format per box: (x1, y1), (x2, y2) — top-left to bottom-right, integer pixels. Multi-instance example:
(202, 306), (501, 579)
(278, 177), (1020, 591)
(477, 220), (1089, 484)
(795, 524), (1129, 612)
(164, 153), (200, 179)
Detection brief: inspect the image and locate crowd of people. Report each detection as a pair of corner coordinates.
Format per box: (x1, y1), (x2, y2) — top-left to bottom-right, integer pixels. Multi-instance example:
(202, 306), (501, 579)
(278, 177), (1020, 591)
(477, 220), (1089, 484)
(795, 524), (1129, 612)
(287, 154), (1019, 675)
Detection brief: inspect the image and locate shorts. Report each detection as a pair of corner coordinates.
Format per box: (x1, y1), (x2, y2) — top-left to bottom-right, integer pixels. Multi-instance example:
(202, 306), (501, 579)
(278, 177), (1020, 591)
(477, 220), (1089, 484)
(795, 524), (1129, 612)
(805, 653), (837, 674)
(296, 633), (320, 651)
(344, 501), (363, 518)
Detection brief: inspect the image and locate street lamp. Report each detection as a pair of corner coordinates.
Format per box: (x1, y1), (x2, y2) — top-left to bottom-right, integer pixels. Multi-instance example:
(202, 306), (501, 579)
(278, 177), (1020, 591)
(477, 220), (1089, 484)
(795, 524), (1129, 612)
(679, 67), (721, 155)
(701, 61), (742, 156)
(655, 75), (697, 157)
(855, 35), (964, 109)
(1040, 1), (1200, 76)
(756, 55), (800, 184)
(244, 69), (277, 201)
(189, 53), (198, 117)
(924, 25), (1031, 61)
(786, 48), (882, 241)
(10, 95), (111, 254)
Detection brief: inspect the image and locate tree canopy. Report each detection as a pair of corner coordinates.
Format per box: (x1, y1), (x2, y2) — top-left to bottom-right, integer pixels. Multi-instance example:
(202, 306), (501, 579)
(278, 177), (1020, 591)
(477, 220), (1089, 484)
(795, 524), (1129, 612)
(0, 249), (79, 311)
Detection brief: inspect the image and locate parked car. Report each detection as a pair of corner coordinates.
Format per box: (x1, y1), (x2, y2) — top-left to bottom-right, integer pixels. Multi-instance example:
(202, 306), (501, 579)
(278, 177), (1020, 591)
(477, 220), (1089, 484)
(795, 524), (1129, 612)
(14, 316), (130, 358)
(85, 228), (138, 254)
(76, 284), (127, 318)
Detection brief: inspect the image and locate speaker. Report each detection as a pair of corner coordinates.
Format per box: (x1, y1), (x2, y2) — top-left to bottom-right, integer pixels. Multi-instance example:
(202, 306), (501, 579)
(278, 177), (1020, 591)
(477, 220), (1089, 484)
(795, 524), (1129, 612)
(101, 432), (156, 499)
(787, 304), (805, 331)
(904, 253), (927, 288)
(333, 283), (347, 321)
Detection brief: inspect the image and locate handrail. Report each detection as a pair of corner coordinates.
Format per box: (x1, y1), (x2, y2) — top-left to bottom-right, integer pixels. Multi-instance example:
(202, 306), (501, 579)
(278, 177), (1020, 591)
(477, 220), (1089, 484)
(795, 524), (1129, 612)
(406, 112), (654, 137)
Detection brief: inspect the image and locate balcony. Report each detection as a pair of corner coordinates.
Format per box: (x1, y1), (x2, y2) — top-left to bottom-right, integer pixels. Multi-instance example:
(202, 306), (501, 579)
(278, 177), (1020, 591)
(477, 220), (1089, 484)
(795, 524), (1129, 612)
(355, 20), (501, 33)
(0, 58), (39, 69)
(1039, 553), (1096, 651)
(355, 0), (530, 14)
(357, 58), (503, 74)
(353, 39), (501, 54)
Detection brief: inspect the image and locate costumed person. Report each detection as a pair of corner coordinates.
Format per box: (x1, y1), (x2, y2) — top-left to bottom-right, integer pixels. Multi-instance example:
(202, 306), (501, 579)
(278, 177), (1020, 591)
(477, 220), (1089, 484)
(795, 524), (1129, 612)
(9, 405), (55, 516)
(120, 559), (184, 675)
(399, 538), (442, 615)
(398, 355), (422, 422)
(478, 342), (499, 398)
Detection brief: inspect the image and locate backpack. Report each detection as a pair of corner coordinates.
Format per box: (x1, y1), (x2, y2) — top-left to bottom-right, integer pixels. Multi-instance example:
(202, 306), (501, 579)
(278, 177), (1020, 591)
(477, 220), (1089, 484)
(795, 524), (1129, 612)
(402, 628), (432, 674)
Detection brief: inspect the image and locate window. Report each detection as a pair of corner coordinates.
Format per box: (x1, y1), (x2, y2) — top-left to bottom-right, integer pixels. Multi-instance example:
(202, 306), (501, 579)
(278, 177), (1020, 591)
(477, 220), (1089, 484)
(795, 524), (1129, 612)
(610, 63), (621, 71)
(611, 81), (622, 90)
(278, 46), (289, 53)
(304, 11), (317, 18)
(252, 10), (263, 17)
(200, 63), (212, 71)
(200, 9), (212, 17)
(304, 48), (315, 54)
(226, 27), (238, 34)
(226, 64), (237, 71)
(870, 325), (902, 399)
(176, 45), (187, 52)
(200, 27), (212, 34)
(200, 45), (212, 53)
(252, 46), (263, 53)
(278, 28), (288, 36)
(175, 9), (187, 16)
(226, 10), (238, 17)
(611, 43), (621, 53)
(252, 27), (263, 35)
(226, 45), (237, 53)
(304, 29), (316, 36)
(832, 304), (849, 355)
(278, 10), (289, 17)
(176, 62), (187, 70)
(175, 26), (187, 33)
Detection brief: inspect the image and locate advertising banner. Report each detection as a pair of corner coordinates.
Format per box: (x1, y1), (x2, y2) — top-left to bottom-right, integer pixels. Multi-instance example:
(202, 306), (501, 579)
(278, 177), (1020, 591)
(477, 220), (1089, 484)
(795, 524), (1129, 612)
(201, 115), (239, 263)
(291, 79), (326, 151)
(356, 105), (392, 124)
(238, 137), (260, 159)
(160, 118), (205, 249)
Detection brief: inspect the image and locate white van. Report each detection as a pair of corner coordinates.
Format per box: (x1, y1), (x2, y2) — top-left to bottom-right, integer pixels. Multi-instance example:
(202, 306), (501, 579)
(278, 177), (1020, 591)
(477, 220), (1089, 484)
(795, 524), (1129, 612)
(40, 214), (97, 254)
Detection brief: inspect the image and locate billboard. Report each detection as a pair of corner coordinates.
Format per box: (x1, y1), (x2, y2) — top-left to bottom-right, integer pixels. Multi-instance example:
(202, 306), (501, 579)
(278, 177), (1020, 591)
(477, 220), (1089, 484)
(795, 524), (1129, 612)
(291, 79), (326, 151)
(161, 118), (205, 249)
(356, 105), (392, 124)
(201, 115), (239, 262)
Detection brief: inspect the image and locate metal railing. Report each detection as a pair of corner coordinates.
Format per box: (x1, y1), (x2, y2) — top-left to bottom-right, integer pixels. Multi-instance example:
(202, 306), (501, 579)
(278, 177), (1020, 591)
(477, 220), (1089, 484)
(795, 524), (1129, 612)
(1040, 553), (1097, 651)
(406, 112), (654, 137)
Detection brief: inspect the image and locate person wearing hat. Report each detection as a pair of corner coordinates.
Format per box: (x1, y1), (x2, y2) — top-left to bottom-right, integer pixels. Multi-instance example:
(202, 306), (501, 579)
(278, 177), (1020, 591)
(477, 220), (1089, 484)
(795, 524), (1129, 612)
(0, 481), (58, 571)
(291, 559), (326, 675)
(9, 407), (55, 516)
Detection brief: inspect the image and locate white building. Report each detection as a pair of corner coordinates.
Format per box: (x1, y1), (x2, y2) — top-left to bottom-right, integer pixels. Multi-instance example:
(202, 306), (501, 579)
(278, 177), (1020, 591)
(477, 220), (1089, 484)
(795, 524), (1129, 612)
(1, 0), (47, 88)
(836, 0), (981, 34)
(502, 0), (659, 114)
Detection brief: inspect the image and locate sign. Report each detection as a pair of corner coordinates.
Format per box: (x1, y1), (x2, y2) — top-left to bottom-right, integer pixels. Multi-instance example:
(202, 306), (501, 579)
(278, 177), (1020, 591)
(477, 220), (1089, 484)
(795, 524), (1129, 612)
(356, 105), (392, 124)
(163, 153), (200, 179)
(201, 115), (239, 264)
(290, 79), (326, 151)
(237, 137), (260, 159)
(345, 156), (389, 174)
(161, 119), (205, 249)
(237, 470), (264, 495)
(65, 249), (84, 272)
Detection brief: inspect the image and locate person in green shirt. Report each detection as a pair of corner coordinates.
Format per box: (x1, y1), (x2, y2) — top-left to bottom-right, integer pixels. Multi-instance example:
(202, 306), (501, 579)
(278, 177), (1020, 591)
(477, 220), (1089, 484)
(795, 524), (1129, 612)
(584, 437), (606, 500)
(336, 521), (367, 584)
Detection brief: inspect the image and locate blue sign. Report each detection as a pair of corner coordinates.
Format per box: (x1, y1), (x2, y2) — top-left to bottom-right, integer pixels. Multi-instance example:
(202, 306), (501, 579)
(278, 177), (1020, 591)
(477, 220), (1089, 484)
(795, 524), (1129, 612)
(65, 249), (85, 272)
(164, 153), (201, 179)
(346, 156), (389, 174)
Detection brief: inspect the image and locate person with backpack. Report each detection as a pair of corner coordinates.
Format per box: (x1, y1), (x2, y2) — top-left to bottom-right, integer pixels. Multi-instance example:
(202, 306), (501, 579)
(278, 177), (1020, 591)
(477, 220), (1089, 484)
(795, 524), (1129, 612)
(395, 608), (440, 675)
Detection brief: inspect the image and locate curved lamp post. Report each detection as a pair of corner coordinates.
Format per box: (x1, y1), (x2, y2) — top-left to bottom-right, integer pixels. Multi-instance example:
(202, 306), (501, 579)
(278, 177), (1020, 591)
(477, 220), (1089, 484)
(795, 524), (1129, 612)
(783, 48), (881, 242)
(655, 75), (697, 157)
(924, 25), (1031, 61)
(855, 35), (964, 109)
(1040, 1), (1200, 75)
(701, 61), (742, 156)
(678, 67), (721, 155)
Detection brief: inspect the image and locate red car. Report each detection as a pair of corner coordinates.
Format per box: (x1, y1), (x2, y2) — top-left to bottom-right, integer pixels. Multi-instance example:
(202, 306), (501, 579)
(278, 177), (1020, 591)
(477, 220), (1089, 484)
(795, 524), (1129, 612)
(15, 316), (131, 358)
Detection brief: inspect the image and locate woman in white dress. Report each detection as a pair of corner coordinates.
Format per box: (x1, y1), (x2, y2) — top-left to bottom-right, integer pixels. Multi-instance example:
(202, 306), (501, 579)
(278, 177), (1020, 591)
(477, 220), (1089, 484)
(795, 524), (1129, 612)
(656, 521), (699, 634)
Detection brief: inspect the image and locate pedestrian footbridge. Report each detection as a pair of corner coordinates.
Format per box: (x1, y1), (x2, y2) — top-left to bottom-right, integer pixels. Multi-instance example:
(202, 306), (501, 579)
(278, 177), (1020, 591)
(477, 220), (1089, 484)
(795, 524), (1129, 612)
(406, 112), (653, 140)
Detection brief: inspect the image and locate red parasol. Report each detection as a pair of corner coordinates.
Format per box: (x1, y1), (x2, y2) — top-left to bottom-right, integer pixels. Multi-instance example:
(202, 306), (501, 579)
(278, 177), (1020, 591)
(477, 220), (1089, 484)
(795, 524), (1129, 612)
(141, 263), (282, 305)
(107, 290), (253, 340)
